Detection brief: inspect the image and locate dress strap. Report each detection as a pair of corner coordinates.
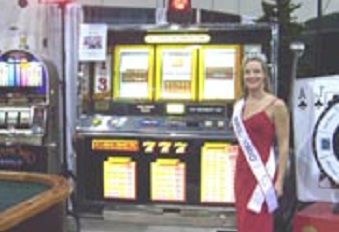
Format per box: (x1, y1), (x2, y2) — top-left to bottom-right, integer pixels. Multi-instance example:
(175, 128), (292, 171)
(263, 98), (277, 111)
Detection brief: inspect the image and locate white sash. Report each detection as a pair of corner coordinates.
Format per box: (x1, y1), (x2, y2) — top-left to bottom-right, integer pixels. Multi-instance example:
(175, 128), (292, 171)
(232, 99), (278, 213)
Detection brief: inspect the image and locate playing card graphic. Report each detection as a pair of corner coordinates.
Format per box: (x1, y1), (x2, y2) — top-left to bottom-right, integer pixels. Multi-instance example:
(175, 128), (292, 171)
(293, 75), (339, 202)
(314, 86), (324, 108)
(297, 87), (308, 110)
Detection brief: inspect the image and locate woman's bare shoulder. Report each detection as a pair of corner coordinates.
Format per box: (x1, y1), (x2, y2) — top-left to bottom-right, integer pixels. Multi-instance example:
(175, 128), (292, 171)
(273, 98), (289, 116)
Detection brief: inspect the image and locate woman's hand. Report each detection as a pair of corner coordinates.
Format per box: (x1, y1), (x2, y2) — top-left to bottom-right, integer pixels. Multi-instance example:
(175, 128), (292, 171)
(274, 179), (284, 198)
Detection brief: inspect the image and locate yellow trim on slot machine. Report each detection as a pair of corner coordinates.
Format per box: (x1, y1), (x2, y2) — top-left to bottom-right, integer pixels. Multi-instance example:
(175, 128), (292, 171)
(148, 47), (155, 100)
(155, 45), (198, 101)
(155, 46), (163, 101)
(113, 46), (121, 100)
(191, 47), (198, 101)
(113, 45), (154, 101)
(198, 45), (242, 102)
(235, 45), (244, 100)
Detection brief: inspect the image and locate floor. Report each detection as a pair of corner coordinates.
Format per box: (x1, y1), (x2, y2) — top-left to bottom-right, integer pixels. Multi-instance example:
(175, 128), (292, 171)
(66, 204), (237, 232)
(71, 219), (235, 232)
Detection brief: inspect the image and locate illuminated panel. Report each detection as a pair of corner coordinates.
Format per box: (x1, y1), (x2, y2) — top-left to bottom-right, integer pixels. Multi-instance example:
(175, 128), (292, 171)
(92, 139), (139, 152)
(145, 34), (210, 44)
(113, 46), (154, 100)
(0, 62), (9, 86)
(26, 61), (43, 87)
(156, 46), (197, 101)
(0, 60), (43, 87)
(200, 143), (238, 203)
(199, 45), (241, 101)
(169, 0), (191, 11)
(151, 159), (186, 202)
(166, 103), (185, 115)
(0, 50), (47, 96)
(103, 157), (136, 200)
(93, 62), (110, 100)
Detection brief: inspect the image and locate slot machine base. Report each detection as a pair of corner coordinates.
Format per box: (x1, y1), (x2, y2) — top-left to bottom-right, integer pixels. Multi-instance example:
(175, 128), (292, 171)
(293, 202), (339, 232)
(101, 203), (236, 229)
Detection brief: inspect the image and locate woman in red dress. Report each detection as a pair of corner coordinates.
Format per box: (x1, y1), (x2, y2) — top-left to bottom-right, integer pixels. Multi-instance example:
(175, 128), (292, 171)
(233, 54), (290, 232)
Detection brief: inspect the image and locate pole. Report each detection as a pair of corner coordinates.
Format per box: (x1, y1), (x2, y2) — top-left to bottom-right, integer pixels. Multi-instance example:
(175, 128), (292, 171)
(59, 3), (68, 177)
(59, 3), (81, 231)
(318, 0), (322, 18)
(316, 0), (322, 74)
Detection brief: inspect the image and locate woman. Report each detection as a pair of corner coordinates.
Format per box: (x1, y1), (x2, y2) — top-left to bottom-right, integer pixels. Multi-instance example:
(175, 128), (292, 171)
(232, 53), (290, 232)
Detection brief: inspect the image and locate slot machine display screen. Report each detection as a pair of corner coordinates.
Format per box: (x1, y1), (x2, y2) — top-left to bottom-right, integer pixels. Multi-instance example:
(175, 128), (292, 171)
(156, 46), (197, 101)
(111, 44), (241, 104)
(199, 46), (240, 101)
(113, 46), (154, 101)
(0, 50), (47, 101)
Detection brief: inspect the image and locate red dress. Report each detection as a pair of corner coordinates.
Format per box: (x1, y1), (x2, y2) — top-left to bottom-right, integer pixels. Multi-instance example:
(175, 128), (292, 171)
(235, 110), (276, 232)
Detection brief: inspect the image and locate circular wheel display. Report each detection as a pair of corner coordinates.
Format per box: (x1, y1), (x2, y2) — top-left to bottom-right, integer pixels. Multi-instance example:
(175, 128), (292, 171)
(312, 95), (339, 184)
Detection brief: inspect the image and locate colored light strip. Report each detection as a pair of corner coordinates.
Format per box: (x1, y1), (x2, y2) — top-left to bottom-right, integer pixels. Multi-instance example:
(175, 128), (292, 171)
(145, 34), (210, 44)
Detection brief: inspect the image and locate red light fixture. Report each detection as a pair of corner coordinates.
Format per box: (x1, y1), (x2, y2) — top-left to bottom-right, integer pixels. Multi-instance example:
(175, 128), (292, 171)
(167, 0), (192, 24)
(169, 0), (191, 11)
(39, 0), (74, 4)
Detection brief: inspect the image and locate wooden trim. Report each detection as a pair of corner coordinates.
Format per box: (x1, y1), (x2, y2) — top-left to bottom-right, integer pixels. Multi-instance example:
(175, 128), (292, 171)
(0, 171), (72, 231)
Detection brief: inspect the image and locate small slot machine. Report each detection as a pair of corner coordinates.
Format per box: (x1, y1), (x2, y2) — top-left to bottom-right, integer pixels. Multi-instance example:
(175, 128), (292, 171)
(0, 49), (61, 173)
(75, 23), (277, 216)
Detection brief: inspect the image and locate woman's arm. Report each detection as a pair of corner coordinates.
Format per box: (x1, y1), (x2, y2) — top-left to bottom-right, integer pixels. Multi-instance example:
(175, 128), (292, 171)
(273, 99), (290, 197)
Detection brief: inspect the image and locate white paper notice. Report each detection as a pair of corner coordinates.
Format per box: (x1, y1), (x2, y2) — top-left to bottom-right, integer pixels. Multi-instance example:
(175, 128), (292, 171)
(79, 24), (107, 61)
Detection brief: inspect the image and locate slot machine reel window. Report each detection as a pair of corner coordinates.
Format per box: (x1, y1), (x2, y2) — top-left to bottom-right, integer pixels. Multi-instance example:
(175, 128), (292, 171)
(199, 45), (241, 101)
(155, 46), (197, 101)
(0, 50), (47, 101)
(113, 46), (154, 101)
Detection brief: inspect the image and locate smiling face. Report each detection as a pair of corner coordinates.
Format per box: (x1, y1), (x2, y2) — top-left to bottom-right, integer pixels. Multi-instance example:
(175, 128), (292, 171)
(241, 55), (272, 96)
(243, 60), (266, 92)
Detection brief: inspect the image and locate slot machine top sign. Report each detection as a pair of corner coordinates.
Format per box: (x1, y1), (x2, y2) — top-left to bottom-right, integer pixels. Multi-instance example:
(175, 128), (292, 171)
(0, 50), (47, 98)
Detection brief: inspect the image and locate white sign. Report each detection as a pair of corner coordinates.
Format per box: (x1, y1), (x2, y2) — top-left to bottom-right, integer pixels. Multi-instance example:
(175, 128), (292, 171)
(79, 24), (107, 61)
(292, 75), (339, 202)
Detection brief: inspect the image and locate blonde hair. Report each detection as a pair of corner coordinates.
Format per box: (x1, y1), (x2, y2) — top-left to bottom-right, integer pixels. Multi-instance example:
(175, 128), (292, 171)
(241, 52), (272, 97)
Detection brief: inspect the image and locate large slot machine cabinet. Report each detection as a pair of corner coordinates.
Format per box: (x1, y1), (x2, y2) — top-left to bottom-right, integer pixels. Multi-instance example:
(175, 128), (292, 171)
(75, 23), (277, 218)
(0, 50), (61, 173)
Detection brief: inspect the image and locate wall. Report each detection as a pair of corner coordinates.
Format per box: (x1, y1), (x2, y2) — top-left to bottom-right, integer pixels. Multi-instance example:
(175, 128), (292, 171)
(0, 0), (50, 53)
(77, 0), (339, 23)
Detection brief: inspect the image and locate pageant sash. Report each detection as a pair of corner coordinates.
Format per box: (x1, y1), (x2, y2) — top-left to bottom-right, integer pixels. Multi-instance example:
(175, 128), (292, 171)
(247, 147), (276, 213)
(232, 99), (278, 213)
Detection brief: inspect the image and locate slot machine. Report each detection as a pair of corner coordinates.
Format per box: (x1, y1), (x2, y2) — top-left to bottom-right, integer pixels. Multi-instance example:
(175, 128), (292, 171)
(75, 23), (277, 220)
(0, 49), (61, 173)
